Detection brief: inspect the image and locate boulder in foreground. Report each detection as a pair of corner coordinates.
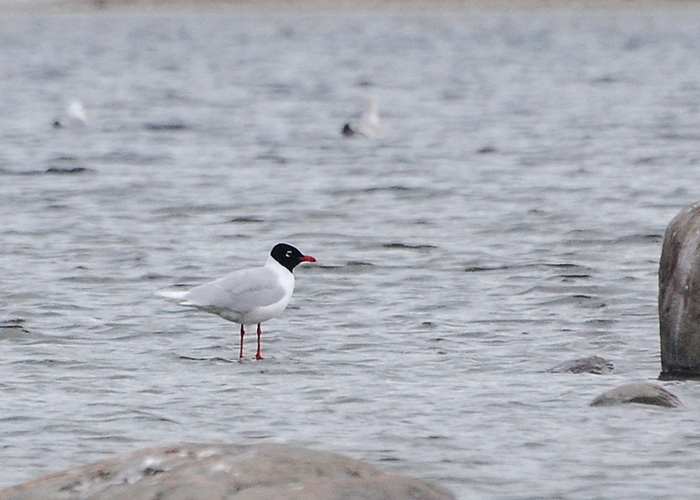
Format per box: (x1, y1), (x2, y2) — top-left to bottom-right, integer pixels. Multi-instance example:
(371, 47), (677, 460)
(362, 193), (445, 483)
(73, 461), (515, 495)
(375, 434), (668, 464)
(0, 443), (455, 500)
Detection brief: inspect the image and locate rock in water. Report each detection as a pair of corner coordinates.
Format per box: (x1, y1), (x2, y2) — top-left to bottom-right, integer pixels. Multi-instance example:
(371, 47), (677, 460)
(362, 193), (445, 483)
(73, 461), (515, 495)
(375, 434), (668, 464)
(659, 202), (700, 377)
(548, 355), (614, 374)
(590, 382), (682, 408)
(0, 443), (455, 500)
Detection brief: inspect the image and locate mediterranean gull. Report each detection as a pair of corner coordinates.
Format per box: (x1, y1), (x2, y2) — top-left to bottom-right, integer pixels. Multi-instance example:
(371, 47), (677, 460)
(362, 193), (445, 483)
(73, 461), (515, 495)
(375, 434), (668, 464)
(160, 243), (316, 360)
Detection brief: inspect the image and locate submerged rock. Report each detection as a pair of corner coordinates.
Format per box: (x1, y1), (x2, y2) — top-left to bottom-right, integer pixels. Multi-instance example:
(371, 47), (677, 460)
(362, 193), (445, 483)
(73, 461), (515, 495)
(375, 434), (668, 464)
(590, 381), (682, 408)
(659, 202), (700, 377)
(549, 355), (614, 374)
(0, 443), (455, 500)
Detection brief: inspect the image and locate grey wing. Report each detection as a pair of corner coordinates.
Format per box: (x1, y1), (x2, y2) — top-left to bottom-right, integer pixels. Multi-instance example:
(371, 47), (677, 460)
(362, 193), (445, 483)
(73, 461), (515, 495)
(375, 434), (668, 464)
(184, 267), (287, 314)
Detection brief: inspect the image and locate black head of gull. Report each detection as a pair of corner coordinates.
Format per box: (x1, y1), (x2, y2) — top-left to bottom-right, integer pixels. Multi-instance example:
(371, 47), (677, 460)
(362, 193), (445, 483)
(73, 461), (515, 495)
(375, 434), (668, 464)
(270, 243), (317, 272)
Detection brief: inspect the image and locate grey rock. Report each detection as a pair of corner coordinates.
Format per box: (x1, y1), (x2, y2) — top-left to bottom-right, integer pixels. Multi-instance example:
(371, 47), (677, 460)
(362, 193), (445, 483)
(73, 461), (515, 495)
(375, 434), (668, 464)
(0, 443), (455, 500)
(590, 381), (682, 408)
(659, 202), (700, 377)
(549, 355), (614, 374)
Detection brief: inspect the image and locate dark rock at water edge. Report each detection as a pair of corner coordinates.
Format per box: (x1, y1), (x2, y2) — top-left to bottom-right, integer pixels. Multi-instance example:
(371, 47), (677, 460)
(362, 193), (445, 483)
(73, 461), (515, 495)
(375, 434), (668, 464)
(0, 443), (455, 500)
(144, 122), (188, 132)
(548, 355), (614, 374)
(590, 381), (682, 408)
(45, 167), (92, 175)
(659, 202), (700, 377)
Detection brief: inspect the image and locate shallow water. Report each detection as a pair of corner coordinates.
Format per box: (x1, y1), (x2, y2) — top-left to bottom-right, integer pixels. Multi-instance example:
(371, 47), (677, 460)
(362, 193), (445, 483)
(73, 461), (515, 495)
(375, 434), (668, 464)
(2, 4), (700, 498)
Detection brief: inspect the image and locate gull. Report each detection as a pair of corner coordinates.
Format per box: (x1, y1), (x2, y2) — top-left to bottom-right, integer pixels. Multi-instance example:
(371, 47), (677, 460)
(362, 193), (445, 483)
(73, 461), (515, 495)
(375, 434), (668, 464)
(160, 243), (316, 360)
(53, 99), (88, 129)
(342, 96), (381, 138)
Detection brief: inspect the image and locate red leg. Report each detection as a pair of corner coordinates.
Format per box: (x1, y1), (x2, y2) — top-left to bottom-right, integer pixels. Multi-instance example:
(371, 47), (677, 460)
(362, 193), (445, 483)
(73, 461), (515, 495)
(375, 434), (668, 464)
(239, 324), (245, 359)
(255, 323), (264, 360)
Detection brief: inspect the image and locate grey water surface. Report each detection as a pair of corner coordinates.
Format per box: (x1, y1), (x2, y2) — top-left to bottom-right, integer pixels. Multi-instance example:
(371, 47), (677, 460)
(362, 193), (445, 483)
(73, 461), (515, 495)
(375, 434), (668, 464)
(2, 4), (700, 499)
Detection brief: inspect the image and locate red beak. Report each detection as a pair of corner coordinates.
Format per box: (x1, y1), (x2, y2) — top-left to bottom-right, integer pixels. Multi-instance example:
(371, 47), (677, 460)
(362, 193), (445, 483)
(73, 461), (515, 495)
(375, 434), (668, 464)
(300, 255), (317, 263)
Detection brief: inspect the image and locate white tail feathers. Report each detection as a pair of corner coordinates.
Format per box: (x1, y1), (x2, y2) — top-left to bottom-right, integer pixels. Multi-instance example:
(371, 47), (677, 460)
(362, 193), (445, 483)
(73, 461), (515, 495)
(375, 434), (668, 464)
(156, 289), (189, 303)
